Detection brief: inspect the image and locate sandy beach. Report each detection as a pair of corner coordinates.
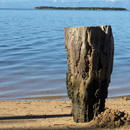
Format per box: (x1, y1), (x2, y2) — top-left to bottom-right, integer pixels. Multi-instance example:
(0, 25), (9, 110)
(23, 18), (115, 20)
(0, 97), (130, 130)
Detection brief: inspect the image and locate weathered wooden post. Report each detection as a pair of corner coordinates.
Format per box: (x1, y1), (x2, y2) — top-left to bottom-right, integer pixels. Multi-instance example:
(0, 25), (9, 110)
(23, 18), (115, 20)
(64, 25), (114, 123)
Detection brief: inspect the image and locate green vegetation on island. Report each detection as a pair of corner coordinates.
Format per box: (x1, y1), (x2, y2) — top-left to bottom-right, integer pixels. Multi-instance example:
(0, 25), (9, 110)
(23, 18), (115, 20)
(35, 6), (127, 11)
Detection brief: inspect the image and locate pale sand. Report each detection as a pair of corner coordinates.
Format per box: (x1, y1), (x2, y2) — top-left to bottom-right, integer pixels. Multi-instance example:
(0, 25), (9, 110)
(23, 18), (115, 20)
(0, 99), (130, 130)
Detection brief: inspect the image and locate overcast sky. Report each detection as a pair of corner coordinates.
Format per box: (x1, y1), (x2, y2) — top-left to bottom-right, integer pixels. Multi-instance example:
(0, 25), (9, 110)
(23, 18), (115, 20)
(0, 0), (129, 9)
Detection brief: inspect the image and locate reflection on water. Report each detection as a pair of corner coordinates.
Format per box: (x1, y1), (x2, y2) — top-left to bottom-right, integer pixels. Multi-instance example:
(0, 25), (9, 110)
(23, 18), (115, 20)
(0, 10), (130, 100)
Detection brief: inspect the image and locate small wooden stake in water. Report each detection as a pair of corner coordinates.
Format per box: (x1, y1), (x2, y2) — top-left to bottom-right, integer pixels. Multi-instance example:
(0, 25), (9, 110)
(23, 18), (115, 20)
(64, 26), (114, 123)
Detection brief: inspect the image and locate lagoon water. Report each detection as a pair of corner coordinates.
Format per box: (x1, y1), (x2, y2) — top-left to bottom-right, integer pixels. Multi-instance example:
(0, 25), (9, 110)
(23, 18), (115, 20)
(0, 9), (130, 100)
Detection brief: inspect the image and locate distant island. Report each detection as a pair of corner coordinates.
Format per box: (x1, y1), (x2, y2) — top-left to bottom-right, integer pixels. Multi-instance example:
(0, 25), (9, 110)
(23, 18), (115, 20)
(35, 6), (127, 11)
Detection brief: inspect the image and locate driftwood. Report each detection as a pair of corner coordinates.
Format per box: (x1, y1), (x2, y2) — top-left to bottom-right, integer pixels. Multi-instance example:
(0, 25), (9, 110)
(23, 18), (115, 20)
(64, 26), (114, 123)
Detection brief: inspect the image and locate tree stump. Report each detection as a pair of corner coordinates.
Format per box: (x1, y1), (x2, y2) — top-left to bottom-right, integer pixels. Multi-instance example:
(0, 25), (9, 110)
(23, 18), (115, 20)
(64, 26), (114, 123)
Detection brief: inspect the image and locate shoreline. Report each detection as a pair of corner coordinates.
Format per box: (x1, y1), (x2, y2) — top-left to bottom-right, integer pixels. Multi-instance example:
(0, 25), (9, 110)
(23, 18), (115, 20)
(109, 95), (130, 100)
(23, 95), (130, 100)
(0, 94), (130, 101)
(20, 94), (130, 100)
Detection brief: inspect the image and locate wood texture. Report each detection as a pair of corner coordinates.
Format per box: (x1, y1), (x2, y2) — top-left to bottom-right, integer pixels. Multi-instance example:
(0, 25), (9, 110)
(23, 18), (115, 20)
(65, 26), (114, 123)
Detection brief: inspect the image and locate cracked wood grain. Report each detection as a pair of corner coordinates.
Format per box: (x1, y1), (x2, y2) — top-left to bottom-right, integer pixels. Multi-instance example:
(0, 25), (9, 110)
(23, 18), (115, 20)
(65, 26), (114, 123)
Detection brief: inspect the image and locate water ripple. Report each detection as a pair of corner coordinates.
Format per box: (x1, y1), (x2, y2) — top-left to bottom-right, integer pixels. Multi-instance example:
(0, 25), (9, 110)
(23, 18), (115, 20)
(0, 10), (130, 100)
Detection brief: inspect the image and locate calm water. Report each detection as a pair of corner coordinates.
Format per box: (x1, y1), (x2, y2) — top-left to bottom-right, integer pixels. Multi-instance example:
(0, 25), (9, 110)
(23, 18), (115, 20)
(0, 9), (130, 100)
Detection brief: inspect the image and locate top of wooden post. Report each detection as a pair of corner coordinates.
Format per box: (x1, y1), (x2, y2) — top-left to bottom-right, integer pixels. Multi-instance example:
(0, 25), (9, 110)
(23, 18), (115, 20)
(65, 25), (111, 29)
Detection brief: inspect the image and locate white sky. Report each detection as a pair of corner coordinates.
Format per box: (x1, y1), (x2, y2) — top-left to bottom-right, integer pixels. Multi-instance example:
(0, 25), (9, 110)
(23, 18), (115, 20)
(0, 0), (129, 9)
(0, 0), (124, 3)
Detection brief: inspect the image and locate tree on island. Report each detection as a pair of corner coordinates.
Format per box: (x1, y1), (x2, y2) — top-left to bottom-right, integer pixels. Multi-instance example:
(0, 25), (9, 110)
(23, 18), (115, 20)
(35, 6), (127, 11)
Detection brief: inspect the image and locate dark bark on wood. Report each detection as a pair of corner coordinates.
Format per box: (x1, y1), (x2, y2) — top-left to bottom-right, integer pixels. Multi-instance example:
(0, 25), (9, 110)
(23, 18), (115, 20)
(64, 26), (114, 123)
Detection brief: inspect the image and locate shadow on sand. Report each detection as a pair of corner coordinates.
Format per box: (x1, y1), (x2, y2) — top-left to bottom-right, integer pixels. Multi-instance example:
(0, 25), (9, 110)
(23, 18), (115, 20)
(0, 114), (72, 120)
(0, 114), (106, 130)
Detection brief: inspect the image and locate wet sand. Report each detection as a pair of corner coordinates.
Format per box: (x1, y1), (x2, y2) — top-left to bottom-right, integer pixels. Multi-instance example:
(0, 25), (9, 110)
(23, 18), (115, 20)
(0, 97), (130, 130)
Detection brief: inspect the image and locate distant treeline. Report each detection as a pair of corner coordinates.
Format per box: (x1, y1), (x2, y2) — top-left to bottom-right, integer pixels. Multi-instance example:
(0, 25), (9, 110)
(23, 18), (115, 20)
(35, 6), (127, 10)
